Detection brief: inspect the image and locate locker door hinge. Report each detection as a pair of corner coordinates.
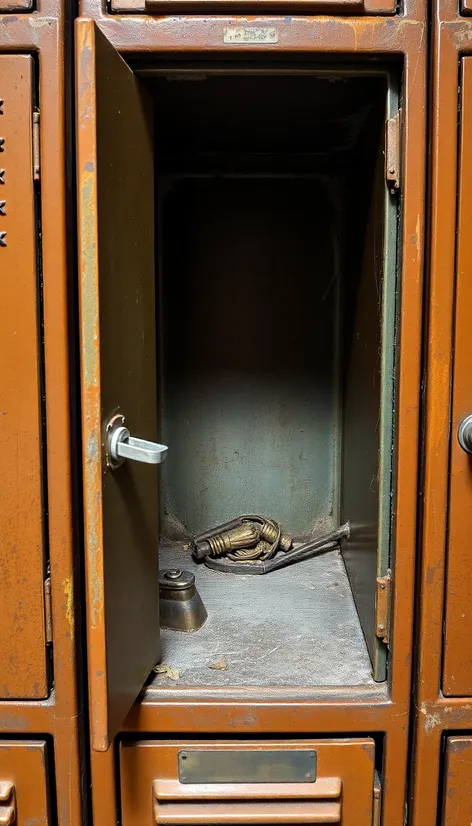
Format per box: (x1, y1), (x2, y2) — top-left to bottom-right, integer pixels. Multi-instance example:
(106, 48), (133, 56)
(375, 573), (391, 646)
(372, 773), (381, 826)
(32, 110), (40, 182)
(44, 576), (53, 644)
(385, 109), (401, 193)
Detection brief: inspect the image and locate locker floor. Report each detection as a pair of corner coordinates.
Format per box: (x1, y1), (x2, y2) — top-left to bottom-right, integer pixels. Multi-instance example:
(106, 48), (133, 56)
(151, 544), (375, 688)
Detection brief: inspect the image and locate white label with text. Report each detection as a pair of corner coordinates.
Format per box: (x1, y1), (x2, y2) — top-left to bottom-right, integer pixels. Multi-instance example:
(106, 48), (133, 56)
(223, 26), (279, 44)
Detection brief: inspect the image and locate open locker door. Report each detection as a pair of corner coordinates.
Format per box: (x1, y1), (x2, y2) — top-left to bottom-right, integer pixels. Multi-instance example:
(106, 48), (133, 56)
(76, 19), (165, 751)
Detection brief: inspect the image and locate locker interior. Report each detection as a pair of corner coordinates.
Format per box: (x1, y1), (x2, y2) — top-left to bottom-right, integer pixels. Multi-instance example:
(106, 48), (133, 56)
(133, 63), (399, 689)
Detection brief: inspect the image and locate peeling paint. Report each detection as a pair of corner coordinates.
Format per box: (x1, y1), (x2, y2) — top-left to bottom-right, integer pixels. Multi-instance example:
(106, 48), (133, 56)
(420, 702), (441, 732)
(64, 577), (74, 641)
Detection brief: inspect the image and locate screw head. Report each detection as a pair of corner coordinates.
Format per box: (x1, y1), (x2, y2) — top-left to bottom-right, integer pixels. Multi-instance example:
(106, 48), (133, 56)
(165, 569), (183, 580)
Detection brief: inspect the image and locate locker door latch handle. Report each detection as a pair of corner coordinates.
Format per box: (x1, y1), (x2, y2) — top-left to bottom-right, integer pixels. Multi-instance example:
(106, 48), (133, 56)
(106, 414), (168, 470)
(458, 415), (472, 454)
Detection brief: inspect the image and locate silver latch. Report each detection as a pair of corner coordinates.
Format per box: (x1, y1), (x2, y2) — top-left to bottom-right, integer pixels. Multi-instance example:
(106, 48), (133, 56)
(106, 414), (168, 470)
(458, 415), (472, 455)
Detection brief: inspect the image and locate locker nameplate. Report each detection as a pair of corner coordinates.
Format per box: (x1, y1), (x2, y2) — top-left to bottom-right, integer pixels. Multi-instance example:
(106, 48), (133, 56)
(223, 26), (279, 44)
(178, 749), (317, 784)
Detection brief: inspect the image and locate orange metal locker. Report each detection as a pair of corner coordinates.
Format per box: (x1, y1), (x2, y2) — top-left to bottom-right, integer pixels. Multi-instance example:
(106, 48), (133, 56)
(442, 58), (472, 698)
(0, 54), (48, 700)
(410, 0), (472, 823)
(0, 2), (83, 825)
(73, 0), (426, 821)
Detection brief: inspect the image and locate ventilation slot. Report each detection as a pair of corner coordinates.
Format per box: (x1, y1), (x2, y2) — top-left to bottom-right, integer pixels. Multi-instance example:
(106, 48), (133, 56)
(153, 778), (342, 824)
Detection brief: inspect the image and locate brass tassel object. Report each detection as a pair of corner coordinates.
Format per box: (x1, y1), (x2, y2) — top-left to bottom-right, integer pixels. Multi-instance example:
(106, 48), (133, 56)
(205, 522), (351, 576)
(193, 522), (261, 560)
(192, 515), (292, 562)
(258, 519), (293, 553)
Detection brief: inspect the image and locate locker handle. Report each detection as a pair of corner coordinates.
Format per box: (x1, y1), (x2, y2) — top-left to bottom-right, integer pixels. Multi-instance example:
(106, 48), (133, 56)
(106, 414), (168, 469)
(0, 782), (15, 826)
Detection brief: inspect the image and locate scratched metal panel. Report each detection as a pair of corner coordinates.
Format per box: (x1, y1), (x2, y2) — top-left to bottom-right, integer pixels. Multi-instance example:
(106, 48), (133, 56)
(178, 749), (317, 784)
(0, 55), (48, 698)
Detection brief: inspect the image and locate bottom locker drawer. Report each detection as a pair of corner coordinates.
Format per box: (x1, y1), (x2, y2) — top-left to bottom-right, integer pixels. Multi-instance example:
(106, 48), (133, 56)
(120, 738), (375, 826)
(443, 736), (472, 825)
(0, 740), (50, 825)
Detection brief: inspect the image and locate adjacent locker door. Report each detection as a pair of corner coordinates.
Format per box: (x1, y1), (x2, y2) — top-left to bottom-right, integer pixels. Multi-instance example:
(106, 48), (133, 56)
(0, 55), (48, 698)
(76, 19), (162, 751)
(443, 58), (472, 696)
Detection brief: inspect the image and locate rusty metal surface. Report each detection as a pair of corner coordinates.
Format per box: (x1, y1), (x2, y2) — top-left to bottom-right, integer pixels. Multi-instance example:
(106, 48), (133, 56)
(121, 739), (374, 826)
(76, 18), (160, 752)
(385, 111), (401, 191)
(410, 1), (472, 825)
(110, 0), (396, 15)
(0, 5), (83, 826)
(140, 0), (395, 13)
(0, 55), (48, 699)
(0, 740), (50, 826)
(72, 8), (425, 826)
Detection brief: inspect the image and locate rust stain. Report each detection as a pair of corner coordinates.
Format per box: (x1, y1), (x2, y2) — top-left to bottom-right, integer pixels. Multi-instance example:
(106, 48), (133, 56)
(455, 22), (472, 45)
(64, 577), (74, 641)
(228, 712), (259, 728)
(425, 560), (441, 585)
(77, 28), (105, 635)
